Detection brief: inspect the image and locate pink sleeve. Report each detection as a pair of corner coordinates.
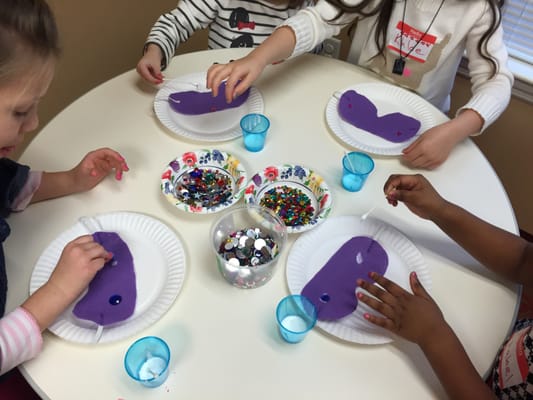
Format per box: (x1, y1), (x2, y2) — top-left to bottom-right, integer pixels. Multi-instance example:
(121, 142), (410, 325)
(11, 171), (42, 212)
(0, 307), (43, 375)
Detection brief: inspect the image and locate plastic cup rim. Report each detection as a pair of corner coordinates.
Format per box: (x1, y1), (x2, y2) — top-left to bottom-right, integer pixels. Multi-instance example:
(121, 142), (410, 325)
(276, 294), (318, 334)
(240, 113), (270, 133)
(342, 151), (375, 175)
(124, 335), (170, 382)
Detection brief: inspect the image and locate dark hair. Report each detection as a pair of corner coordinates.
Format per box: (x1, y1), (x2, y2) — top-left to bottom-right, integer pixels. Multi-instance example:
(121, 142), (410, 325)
(0, 0), (60, 81)
(336, 0), (504, 78)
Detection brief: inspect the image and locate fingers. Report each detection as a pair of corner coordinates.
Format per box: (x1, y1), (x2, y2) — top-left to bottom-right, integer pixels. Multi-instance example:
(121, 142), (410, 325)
(357, 273), (409, 319)
(86, 148), (129, 180)
(206, 63), (230, 97)
(409, 271), (431, 299)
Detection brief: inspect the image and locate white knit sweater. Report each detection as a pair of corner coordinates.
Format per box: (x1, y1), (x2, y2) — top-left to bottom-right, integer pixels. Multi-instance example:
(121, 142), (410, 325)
(283, 0), (514, 131)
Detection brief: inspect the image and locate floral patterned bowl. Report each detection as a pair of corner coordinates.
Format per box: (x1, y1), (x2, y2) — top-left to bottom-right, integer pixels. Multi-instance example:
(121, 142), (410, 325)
(244, 164), (332, 233)
(161, 149), (247, 214)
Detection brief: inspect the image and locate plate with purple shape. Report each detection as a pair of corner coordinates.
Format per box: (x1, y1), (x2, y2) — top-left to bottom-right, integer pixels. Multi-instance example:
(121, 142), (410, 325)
(161, 149), (248, 214)
(29, 211), (186, 344)
(154, 72), (264, 142)
(286, 215), (430, 344)
(325, 82), (437, 155)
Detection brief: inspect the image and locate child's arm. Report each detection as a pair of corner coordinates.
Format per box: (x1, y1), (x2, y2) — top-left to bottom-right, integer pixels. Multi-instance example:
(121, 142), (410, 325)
(357, 272), (496, 400)
(207, 26), (297, 103)
(21, 235), (111, 331)
(401, 109), (484, 170)
(384, 174), (533, 291)
(30, 148), (128, 203)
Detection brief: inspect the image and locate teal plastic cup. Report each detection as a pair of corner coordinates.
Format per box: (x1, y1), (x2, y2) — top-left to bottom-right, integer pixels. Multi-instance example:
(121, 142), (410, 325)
(124, 336), (170, 388)
(240, 113), (270, 152)
(341, 151), (374, 192)
(276, 294), (317, 343)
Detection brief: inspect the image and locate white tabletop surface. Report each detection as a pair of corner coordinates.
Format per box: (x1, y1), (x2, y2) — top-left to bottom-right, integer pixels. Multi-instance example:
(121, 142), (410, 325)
(6, 48), (519, 399)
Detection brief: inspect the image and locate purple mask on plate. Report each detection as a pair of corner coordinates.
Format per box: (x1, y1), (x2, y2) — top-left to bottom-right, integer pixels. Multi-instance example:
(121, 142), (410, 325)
(338, 90), (421, 143)
(168, 81), (250, 115)
(72, 232), (137, 326)
(301, 236), (388, 321)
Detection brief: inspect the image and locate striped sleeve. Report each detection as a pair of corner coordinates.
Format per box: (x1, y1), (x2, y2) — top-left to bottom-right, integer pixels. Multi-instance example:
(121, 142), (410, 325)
(146, 0), (219, 69)
(0, 307), (43, 375)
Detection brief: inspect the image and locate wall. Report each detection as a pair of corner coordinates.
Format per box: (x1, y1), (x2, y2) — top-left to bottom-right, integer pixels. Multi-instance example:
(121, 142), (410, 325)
(13, 3), (532, 233)
(13, 0), (208, 159)
(450, 76), (533, 234)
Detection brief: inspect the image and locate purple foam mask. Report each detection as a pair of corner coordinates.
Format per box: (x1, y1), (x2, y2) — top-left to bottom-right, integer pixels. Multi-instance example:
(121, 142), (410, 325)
(301, 236), (388, 321)
(73, 231), (137, 326)
(338, 90), (421, 143)
(168, 81), (250, 115)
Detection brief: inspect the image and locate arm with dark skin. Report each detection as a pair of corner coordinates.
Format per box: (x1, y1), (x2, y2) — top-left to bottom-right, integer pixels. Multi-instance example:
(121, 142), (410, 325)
(356, 173), (532, 399)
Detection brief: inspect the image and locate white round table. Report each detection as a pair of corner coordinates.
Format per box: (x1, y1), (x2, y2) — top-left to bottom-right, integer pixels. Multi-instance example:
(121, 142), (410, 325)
(6, 48), (519, 399)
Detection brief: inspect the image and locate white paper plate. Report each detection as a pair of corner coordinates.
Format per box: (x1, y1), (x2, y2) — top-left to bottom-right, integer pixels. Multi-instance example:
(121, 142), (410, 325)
(30, 212), (186, 344)
(154, 72), (264, 142)
(325, 82), (437, 155)
(286, 215), (430, 344)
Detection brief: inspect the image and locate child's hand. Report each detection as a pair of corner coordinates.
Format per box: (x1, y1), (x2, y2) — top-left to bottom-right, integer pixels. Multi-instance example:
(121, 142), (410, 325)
(47, 235), (112, 304)
(206, 54), (267, 104)
(401, 122), (459, 169)
(357, 272), (447, 347)
(384, 174), (447, 220)
(71, 147), (129, 192)
(137, 44), (164, 84)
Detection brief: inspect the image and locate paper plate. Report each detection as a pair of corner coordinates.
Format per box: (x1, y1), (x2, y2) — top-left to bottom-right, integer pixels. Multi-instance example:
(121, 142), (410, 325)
(286, 215), (430, 344)
(30, 211), (186, 344)
(325, 82), (437, 155)
(154, 72), (264, 142)
(161, 149), (247, 214)
(244, 164), (332, 233)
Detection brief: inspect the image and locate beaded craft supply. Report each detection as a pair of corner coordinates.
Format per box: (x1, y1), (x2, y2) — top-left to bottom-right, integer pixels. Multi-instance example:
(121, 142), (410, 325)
(161, 149), (248, 214)
(174, 167), (232, 208)
(244, 164), (332, 233)
(218, 227), (279, 267)
(259, 185), (315, 227)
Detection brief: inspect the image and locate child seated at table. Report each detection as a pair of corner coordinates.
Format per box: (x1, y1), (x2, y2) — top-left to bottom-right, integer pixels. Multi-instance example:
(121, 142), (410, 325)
(0, 0), (129, 376)
(136, 0), (318, 84)
(357, 173), (533, 399)
(206, 0), (513, 170)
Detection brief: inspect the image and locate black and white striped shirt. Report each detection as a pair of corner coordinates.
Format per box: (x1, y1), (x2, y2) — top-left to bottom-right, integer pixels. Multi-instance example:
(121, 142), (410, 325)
(146, 0), (315, 68)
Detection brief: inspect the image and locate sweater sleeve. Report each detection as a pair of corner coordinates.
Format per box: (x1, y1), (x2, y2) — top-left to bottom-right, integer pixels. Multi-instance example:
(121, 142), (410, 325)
(11, 171), (42, 212)
(281, 4), (351, 58)
(280, 0), (361, 58)
(0, 307), (43, 375)
(145, 1), (219, 69)
(458, 4), (514, 133)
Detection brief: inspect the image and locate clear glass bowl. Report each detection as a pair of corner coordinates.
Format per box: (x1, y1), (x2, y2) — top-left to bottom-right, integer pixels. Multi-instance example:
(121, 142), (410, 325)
(211, 204), (287, 288)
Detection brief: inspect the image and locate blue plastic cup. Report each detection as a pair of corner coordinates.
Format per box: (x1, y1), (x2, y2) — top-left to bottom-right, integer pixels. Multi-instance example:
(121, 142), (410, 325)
(341, 151), (374, 192)
(276, 294), (317, 343)
(124, 336), (170, 388)
(240, 113), (270, 152)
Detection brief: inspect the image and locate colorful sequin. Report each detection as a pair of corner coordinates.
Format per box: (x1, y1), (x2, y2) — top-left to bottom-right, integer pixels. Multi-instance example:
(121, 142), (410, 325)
(259, 185), (315, 226)
(174, 167), (232, 208)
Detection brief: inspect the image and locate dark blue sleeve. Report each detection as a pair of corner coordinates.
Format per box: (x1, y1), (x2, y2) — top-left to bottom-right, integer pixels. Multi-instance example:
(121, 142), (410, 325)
(0, 158), (30, 218)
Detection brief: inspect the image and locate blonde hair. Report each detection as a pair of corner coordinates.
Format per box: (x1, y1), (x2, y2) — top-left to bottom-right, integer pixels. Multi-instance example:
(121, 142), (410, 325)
(0, 0), (60, 86)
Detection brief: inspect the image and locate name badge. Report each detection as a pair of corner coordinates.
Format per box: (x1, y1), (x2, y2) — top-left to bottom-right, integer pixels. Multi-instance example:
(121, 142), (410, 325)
(387, 21), (437, 63)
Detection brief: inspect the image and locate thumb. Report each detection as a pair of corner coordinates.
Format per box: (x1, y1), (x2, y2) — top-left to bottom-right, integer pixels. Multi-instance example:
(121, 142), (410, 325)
(409, 271), (431, 299)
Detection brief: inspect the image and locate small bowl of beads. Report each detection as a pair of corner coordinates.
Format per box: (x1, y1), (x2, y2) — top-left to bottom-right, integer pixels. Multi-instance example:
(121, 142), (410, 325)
(161, 149), (247, 214)
(211, 204), (287, 289)
(244, 164), (332, 233)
